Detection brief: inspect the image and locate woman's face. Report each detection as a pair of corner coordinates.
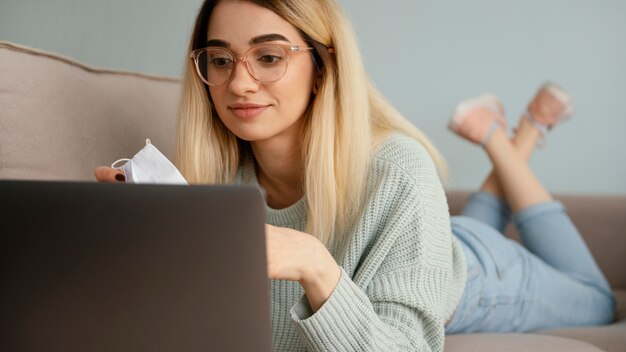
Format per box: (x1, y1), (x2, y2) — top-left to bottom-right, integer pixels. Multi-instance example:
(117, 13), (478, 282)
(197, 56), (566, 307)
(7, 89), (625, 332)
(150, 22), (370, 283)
(206, 0), (316, 144)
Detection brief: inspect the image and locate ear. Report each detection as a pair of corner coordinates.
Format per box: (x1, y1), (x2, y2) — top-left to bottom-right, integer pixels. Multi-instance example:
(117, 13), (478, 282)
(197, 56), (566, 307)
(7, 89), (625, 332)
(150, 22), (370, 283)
(312, 74), (322, 95)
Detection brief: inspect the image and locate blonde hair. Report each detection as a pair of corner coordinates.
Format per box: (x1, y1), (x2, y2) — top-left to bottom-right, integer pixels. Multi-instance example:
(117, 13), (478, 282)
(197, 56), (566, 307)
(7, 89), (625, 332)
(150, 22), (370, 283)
(175, 0), (447, 247)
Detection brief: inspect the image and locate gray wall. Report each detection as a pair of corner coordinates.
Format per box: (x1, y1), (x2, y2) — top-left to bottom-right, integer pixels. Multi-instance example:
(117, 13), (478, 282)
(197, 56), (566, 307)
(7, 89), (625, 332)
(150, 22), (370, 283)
(2, 0), (625, 194)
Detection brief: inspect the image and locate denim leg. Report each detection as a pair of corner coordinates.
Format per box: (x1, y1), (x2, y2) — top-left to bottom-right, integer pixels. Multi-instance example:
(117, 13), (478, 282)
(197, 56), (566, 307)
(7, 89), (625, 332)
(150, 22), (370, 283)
(461, 192), (512, 233)
(513, 201), (614, 297)
(446, 215), (616, 334)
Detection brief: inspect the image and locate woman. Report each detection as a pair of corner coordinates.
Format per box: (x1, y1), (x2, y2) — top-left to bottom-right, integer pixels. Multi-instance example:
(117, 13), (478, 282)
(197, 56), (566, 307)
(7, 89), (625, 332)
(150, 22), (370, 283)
(96, 1), (615, 350)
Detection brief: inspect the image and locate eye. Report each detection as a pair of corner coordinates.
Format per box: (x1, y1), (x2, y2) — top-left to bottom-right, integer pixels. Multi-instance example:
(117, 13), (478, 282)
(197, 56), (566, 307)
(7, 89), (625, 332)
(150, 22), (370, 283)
(210, 56), (232, 68)
(252, 46), (286, 66)
(257, 54), (283, 64)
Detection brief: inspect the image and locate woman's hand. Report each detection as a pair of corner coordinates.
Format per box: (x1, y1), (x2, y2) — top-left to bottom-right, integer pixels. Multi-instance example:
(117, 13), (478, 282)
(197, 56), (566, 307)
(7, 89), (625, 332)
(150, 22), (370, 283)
(94, 166), (126, 183)
(265, 224), (341, 312)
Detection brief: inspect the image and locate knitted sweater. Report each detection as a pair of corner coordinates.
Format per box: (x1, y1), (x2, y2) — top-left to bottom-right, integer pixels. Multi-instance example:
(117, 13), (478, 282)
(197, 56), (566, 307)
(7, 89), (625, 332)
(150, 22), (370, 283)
(234, 133), (467, 352)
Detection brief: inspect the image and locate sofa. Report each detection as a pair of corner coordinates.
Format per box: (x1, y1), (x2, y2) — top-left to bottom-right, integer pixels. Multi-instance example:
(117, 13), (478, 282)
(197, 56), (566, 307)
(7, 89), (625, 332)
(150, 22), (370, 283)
(2, 41), (625, 351)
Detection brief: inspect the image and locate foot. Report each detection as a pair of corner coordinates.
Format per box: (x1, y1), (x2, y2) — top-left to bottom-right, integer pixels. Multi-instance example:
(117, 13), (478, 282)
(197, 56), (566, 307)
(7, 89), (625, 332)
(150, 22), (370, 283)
(525, 82), (573, 136)
(449, 94), (508, 146)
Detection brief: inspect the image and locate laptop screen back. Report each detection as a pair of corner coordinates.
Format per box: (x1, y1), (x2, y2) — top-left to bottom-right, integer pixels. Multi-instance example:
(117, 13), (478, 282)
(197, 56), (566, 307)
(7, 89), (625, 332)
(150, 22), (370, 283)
(0, 181), (272, 352)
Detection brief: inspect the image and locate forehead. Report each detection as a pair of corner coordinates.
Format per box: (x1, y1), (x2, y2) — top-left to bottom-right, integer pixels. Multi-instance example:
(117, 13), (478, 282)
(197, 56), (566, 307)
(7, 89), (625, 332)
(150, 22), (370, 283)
(207, 1), (303, 48)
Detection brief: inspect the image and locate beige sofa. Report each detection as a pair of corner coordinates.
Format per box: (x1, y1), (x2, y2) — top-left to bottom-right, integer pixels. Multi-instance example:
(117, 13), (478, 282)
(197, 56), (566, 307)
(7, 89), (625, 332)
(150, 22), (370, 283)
(2, 41), (625, 352)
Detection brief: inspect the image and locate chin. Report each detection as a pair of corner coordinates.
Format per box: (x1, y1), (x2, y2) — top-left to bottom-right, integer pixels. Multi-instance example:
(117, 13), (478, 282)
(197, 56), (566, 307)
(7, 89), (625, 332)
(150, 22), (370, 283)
(228, 127), (274, 143)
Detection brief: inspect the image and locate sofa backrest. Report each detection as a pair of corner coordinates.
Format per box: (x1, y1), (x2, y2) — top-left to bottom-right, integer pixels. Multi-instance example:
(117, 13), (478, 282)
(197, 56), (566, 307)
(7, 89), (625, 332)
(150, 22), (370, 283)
(0, 41), (180, 181)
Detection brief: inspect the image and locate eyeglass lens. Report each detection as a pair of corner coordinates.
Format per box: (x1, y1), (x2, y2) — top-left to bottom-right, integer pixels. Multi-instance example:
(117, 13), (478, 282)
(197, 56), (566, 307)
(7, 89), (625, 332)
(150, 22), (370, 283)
(196, 45), (289, 85)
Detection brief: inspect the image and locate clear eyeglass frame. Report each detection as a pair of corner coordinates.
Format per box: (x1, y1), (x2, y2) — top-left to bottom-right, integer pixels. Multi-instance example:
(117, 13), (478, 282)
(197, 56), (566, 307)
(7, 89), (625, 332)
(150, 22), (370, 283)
(190, 43), (314, 86)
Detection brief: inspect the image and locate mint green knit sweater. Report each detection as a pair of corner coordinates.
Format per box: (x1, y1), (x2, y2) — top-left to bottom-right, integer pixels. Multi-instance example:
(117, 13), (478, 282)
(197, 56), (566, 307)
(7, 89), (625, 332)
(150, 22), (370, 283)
(234, 133), (467, 352)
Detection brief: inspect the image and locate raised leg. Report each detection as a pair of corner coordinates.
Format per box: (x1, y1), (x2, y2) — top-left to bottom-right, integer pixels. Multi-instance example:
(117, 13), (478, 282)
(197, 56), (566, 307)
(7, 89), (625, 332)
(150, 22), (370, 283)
(461, 117), (541, 232)
(477, 116), (541, 200)
(483, 127), (551, 212)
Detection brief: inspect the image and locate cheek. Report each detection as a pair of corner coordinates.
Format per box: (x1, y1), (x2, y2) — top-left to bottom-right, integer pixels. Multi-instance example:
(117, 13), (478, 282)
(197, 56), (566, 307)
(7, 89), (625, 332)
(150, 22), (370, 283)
(278, 65), (315, 114)
(276, 89), (310, 125)
(208, 87), (227, 115)
(282, 79), (313, 106)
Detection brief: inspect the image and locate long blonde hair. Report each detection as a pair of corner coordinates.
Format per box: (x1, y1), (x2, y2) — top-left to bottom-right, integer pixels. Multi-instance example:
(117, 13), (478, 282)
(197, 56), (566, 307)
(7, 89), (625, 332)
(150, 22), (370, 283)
(175, 0), (447, 246)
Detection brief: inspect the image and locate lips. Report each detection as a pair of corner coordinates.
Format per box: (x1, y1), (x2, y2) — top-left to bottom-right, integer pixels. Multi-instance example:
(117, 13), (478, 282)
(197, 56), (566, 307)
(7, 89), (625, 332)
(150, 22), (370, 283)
(229, 103), (270, 119)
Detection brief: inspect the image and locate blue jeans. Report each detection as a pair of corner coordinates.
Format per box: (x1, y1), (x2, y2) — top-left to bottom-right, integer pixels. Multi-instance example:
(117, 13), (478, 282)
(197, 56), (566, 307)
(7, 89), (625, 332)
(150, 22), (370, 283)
(445, 192), (616, 333)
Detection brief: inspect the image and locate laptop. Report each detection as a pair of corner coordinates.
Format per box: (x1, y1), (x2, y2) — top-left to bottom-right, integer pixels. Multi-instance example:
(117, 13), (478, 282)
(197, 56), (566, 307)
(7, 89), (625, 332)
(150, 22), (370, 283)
(0, 180), (272, 351)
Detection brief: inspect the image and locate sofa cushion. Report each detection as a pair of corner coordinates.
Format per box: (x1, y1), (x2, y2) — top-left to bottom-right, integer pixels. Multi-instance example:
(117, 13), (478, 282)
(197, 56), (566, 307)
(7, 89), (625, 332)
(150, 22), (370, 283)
(0, 41), (180, 181)
(539, 289), (626, 352)
(444, 333), (604, 352)
(540, 323), (626, 352)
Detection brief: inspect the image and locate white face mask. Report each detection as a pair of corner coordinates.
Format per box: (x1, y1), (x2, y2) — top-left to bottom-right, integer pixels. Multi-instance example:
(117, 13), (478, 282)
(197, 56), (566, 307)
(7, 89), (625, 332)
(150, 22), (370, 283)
(111, 139), (187, 185)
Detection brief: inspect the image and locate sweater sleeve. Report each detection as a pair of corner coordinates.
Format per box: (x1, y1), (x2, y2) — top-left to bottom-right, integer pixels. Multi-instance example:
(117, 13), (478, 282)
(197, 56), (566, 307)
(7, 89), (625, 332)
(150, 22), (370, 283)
(289, 138), (454, 351)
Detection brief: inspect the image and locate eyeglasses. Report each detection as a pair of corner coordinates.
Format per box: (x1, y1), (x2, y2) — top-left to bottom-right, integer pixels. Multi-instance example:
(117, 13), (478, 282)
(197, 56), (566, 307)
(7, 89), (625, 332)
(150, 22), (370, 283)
(190, 43), (314, 86)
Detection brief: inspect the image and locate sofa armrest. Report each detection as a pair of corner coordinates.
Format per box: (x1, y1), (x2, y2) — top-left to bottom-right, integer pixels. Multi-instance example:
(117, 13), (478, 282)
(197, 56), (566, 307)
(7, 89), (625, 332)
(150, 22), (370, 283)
(446, 191), (626, 290)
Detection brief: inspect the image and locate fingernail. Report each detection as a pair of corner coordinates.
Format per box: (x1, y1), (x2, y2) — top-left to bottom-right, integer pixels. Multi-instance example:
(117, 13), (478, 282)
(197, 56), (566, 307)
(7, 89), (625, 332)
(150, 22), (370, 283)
(115, 173), (126, 182)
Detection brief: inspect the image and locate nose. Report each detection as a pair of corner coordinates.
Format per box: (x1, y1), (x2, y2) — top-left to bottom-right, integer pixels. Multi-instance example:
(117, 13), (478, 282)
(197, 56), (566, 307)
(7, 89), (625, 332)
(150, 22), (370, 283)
(228, 60), (260, 95)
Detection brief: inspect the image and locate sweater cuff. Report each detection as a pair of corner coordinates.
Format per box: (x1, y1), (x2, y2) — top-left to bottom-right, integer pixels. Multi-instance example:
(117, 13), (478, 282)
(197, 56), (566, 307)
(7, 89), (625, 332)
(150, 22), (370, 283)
(290, 267), (374, 350)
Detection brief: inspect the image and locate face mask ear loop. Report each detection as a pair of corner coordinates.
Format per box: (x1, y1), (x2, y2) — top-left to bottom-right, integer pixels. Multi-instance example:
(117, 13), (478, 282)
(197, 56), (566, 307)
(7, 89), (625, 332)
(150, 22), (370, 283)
(111, 158), (131, 169)
(111, 139), (150, 168)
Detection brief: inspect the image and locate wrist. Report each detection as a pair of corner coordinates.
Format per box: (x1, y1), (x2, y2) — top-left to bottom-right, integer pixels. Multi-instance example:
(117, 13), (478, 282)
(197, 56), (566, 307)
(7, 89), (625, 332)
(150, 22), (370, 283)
(299, 241), (341, 312)
(300, 259), (340, 290)
(299, 239), (339, 286)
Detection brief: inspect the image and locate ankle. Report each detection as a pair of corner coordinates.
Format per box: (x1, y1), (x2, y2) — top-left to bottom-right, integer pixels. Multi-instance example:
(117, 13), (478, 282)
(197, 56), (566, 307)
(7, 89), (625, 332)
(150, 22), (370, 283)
(484, 126), (509, 150)
(514, 116), (542, 142)
(482, 120), (506, 146)
(512, 117), (541, 159)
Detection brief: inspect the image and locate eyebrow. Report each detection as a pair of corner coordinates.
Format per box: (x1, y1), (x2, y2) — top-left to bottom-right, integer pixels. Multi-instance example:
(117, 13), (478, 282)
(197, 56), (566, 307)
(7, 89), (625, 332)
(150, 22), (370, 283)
(205, 33), (291, 47)
(250, 33), (290, 45)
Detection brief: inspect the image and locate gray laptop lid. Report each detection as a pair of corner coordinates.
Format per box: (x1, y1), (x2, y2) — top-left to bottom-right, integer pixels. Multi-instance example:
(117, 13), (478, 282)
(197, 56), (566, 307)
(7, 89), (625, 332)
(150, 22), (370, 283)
(0, 180), (272, 352)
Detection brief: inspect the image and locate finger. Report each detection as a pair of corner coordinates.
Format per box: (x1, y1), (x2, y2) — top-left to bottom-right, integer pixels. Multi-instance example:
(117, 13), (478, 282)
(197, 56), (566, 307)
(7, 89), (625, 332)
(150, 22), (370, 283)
(94, 166), (126, 183)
